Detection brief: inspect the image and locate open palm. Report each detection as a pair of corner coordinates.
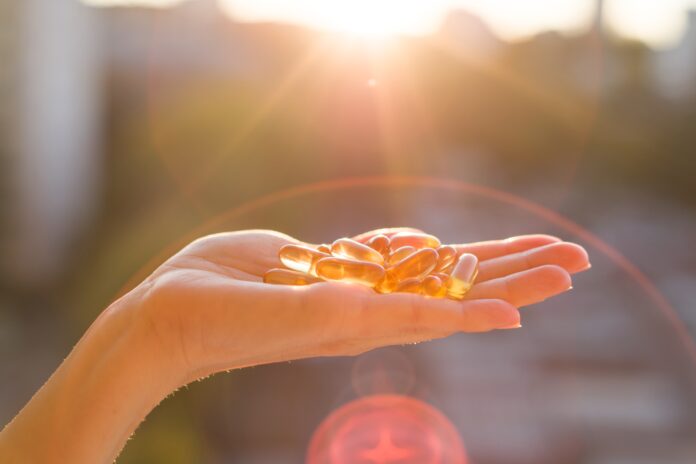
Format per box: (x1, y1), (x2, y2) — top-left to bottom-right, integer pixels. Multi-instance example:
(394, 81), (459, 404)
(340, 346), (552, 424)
(132, 228), (588, 385)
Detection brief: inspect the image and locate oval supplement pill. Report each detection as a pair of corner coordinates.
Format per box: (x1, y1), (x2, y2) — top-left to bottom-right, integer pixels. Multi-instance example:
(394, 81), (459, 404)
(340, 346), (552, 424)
(387, 248), (438, 281)
(387, 246), (416, 265)
(315, 257), (386, 287)
(435, 245), (457, 273)
(279, 244), (331, 274)
(263, 268), (323, 286)
(394, 277), (423, 294)
(332, 238), (385, 264)
(366, 234), (391, 255)
(389, 232), (441, 250)
(446, 253), (479, 300)
(423, 275), (447, 297)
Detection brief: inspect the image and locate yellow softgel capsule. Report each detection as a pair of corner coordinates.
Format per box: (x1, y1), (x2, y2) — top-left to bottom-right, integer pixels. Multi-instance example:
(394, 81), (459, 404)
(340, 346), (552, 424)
(331, 238), (385, 265)
(394, 277), (423, 294)
(315, 257), (386, 287)
(434, 245), (457, 272)
(263, 268), (322, 286)
(387, 248), (438, 281)
(366, 234), (390, 255)
(317, 244), (331, 254)
(375, 275), (399, 294)
(389, 232), (441, 250)
(387, 246), (416, 265)
(422, 275), (447, 297)
(279, 244), (331, 274)
(446, 253), (479, 300)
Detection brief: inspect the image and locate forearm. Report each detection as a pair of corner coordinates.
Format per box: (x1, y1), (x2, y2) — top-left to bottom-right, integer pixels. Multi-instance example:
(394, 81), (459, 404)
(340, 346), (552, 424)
(0, 294), (177, 463)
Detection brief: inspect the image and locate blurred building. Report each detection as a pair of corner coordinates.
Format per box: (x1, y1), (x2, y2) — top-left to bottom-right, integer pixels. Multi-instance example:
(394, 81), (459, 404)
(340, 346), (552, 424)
(655, 10), (696, 100)
(1, 0), (103, 287)
(102, 0), (261, 78)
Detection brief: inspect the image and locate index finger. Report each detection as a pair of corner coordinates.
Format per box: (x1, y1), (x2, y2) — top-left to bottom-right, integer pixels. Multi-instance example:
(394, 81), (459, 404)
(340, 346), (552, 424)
(453, 234), (561, 261)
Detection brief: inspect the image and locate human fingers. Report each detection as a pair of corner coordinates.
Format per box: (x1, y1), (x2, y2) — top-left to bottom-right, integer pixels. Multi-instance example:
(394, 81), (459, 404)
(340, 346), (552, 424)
(465, 265), (572, 307)
(362, 292), (520, 334)
(476, 242), (589, 283)
(452, 234), (561, 261)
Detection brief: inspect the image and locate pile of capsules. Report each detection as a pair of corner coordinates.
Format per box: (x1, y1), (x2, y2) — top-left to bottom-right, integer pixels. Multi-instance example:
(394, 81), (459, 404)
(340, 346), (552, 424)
(263, 232), (479, 300)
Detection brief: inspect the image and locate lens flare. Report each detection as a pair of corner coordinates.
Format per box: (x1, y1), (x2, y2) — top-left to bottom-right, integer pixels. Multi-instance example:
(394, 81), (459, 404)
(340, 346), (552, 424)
(307, 394), (467, 464)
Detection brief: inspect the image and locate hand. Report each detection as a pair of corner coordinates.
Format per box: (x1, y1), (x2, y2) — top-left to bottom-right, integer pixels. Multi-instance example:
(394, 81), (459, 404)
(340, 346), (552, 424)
(120, 228), (589, 387)
(0, 228), (589, 464)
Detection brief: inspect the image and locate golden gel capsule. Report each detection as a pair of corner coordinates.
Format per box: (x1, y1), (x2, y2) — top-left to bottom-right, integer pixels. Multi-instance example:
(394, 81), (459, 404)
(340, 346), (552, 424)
(446, 253), (479, 300)
(389, 232), (441, 250)
(332, 238), (385, 265)
(263, 268), (322, 286)
(317, 244), (331, 254)
(315, 257), (385, 287)
(387, 248), (438, 281)
(435, 245), (457, 272)
(423, 275), (447, 297)
(394, 277), (423, 294)
(375, 275), (399, 294)
(279, 244), (330, 274)
(366, 234), (390, 255)
(388, 246), (416, 265)
(433, 272), (451, 283)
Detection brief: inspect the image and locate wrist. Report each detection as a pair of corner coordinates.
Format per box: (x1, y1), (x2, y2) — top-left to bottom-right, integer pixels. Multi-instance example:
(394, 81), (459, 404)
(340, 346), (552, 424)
(100, 285), (185, 397)
(0, 290), (181, 464)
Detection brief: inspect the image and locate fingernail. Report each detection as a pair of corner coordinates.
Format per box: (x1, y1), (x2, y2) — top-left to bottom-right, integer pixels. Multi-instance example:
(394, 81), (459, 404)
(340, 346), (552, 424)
(500, 323), (522, 330)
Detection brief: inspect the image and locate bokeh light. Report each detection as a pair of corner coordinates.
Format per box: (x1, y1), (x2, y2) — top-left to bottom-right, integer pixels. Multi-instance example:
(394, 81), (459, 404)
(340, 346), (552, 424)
(307, 394), (467, 464)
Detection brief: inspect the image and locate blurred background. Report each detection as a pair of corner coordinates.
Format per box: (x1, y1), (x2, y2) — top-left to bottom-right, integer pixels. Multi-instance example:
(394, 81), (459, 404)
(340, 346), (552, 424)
(1, 0), (696, 462)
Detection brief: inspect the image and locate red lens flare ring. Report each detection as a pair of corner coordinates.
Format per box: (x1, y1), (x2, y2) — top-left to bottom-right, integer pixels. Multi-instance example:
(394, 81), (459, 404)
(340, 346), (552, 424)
(307, 394), (467, 464)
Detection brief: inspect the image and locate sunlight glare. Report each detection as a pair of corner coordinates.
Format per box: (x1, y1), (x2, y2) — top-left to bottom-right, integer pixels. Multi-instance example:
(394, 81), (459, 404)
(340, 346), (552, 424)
(222, 0), (443, 40)
(315, 0), (410, 38)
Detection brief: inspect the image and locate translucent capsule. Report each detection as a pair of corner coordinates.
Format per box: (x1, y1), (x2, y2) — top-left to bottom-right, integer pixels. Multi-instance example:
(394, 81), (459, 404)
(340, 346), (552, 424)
(366, 234), (390, 255)
(423, 275), (447, 297)
(388, 246), (416, 265)
(446, 253), (479, 300)
(394, 277), (423, 294)
(387, 248), (438, 281)
(317, 244), (331, 254)
(375, 277), (399, 294)
(315, 257), (385, 287)
(279, 244), (331, 274)
(263, 268), (322, 286)
(389, 232), (441, 250)
(435, 245), (457, 272)
(332, 238), (385, 265)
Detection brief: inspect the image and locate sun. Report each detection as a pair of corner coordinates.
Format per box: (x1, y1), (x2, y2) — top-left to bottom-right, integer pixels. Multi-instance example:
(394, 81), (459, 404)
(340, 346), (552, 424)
(307, 0), (431, 40)
(318, 4), (400, 39)
(220, 1), (443, 41)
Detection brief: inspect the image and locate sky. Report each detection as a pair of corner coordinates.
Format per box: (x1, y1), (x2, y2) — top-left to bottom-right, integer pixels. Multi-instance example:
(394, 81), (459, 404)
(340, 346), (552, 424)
(83, 0), (696, 48)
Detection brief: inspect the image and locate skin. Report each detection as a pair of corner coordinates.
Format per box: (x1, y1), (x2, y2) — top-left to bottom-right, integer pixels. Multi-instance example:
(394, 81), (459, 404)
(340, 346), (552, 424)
(0, 228), (589, 463)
